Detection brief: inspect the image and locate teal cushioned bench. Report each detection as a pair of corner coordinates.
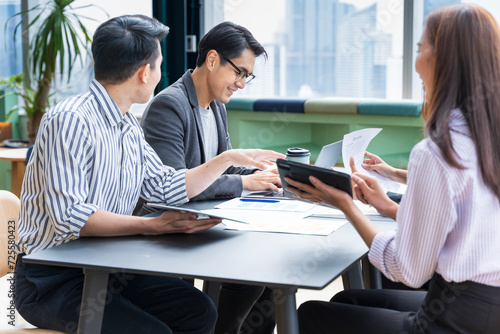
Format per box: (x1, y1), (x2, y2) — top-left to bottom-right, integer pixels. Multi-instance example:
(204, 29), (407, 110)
(304, 97), (361, 114)
(358, 99), (422, 117)
(254, 98), (306, 113)
(225, 97), (256, 111)
(225, 97), (425, 168)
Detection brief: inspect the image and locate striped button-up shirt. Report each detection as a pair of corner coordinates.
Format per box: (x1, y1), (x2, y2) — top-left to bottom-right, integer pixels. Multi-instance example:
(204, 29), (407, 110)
(369, 109), (500, 287)
(16, 80), (188, 255)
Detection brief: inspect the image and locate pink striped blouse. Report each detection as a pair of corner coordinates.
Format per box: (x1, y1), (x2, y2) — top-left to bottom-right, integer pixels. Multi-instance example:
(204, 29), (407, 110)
(369, 109), (500, 288)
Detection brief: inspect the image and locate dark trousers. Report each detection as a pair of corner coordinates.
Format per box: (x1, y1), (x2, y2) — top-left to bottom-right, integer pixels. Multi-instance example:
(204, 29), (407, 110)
(215, 285), (275, 334)
(241, 287), (275, 334)
(298, 274), (500, 334)
(15, 256), (217, 334)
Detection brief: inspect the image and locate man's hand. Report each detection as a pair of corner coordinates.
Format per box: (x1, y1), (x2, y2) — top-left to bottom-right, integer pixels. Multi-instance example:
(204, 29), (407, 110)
(186, 149), (285, 199)
(242, 170), (282, 192)
(148, 211), (221, 234)
(222, 149), (285, 170)
(81, 209), (221, 237)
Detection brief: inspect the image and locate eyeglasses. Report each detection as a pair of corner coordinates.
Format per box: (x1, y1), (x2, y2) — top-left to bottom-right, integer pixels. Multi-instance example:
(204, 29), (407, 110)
(219, 53), (255, 84)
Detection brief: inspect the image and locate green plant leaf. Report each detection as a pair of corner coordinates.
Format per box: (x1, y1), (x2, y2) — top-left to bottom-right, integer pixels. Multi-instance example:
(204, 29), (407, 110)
(5, 0), (104, 125)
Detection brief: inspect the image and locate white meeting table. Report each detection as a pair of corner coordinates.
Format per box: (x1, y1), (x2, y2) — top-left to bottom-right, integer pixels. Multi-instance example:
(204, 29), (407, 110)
(23, 199), (396, 334)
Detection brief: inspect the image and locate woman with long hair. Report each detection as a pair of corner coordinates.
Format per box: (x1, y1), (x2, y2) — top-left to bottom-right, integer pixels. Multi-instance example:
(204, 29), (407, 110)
(287, 4), (500, 333)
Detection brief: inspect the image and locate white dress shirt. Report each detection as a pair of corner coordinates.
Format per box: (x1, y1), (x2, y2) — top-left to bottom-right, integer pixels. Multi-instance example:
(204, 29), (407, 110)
(16, 80), (188, 255)
(369, 109), (500, 287)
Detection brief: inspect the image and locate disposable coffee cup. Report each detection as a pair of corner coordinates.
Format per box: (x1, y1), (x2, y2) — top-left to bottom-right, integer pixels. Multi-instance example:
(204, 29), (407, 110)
(286, 147), (311, 164)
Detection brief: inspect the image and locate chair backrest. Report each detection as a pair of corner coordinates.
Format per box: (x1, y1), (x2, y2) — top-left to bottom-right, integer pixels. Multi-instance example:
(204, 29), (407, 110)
(0, 190), (20, 277)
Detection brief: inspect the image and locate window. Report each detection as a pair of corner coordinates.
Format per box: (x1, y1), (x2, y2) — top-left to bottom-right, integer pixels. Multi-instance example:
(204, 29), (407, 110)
(209, 0), (500, 100)
(0, 0), (22, 78)
(32, 0), (153, 116)
(77, 1), (153, 116)
(220, 0), (404, 99)
(411, 0), (500, 99)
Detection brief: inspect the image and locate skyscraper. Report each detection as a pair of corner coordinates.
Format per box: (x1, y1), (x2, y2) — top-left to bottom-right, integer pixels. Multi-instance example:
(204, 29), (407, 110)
(286, 0), (355, 97)
(335, 3), (391, 98)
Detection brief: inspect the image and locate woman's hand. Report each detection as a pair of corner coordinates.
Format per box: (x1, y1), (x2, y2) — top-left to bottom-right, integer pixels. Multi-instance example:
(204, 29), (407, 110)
(285, 176), (353, 212)
(351, 173), (398, 219)
(285, 175), (381, 247)
(361, 151), (407, 184)
(222, 149), (285, 170)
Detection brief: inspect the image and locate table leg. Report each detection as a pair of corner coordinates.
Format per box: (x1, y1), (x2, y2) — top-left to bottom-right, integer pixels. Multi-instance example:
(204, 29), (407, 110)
(77, 268), (109, 334)
(342, 261), (365, 290)
(273, 287), (299, 334)
(362, 256), (382, 289)
(202, 280), (221, 308)
(10, 161), (26, 198)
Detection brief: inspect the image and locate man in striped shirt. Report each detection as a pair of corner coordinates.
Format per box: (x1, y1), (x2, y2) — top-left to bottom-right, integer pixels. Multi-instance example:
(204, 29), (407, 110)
(14, 15), (283, 334)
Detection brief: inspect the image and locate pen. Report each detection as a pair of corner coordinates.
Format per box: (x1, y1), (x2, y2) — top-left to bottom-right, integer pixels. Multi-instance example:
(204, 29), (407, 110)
(240, 198), (280, 203)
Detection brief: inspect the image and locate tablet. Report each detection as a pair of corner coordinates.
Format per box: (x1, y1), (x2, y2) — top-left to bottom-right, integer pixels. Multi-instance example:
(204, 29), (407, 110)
(146, 203), (249, 224)
(276, 158), (352, 197)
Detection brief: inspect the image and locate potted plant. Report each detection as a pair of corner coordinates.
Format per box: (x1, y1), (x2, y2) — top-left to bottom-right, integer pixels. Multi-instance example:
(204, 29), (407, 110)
(0, 73), (60, 143)
(8, 0), (94, 144)
(0, 74), (36, 119)
(0, 73), (35, 142)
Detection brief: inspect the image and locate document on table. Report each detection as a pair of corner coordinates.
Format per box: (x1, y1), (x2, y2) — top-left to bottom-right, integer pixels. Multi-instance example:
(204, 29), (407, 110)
(222, 217), (347, 235)
(207, 200), (350, 235)
(305, 202), (395, 222)
(202, 208), (348, 236)
(341, 128), (399, 192)
(215, 198), (316, 213)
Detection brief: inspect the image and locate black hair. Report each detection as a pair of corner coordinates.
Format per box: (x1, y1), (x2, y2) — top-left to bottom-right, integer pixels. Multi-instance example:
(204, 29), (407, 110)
(196, 21), (267, 67)
(92, 15), (169, 84)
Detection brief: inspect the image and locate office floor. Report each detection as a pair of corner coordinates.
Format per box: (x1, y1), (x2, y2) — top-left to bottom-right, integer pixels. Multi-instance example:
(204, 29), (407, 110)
(0, 275), (343, 332)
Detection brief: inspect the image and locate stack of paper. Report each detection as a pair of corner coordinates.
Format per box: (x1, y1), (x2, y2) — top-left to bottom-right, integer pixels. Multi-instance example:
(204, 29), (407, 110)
(202, 198), (348, 236)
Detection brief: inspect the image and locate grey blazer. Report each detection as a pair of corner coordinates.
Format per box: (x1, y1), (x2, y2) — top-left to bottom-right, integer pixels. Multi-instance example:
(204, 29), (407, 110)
(141, 70), (256, 201)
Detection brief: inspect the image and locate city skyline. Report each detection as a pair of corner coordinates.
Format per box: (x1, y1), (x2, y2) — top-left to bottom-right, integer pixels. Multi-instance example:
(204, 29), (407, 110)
(228, 0), (402, 99)
(226, 0), (500, 100)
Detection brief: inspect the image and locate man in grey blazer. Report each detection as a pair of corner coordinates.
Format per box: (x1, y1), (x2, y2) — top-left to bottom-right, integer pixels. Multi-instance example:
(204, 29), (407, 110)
(141, 69), (278, 200)
(140, 22), (278, 334)
(140, 39), (280, 201)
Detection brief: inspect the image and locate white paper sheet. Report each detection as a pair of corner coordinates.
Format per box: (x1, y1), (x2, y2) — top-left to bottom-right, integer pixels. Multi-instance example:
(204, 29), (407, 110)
(201, 209), (308, 224)
(342, 128), (399, 192)
(221, 218), (347, 236)
(215, 198), (316, 213)
(303, 202), (395, 222)
(199, 207), (347, 235)
(342, 128), (382, 174)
